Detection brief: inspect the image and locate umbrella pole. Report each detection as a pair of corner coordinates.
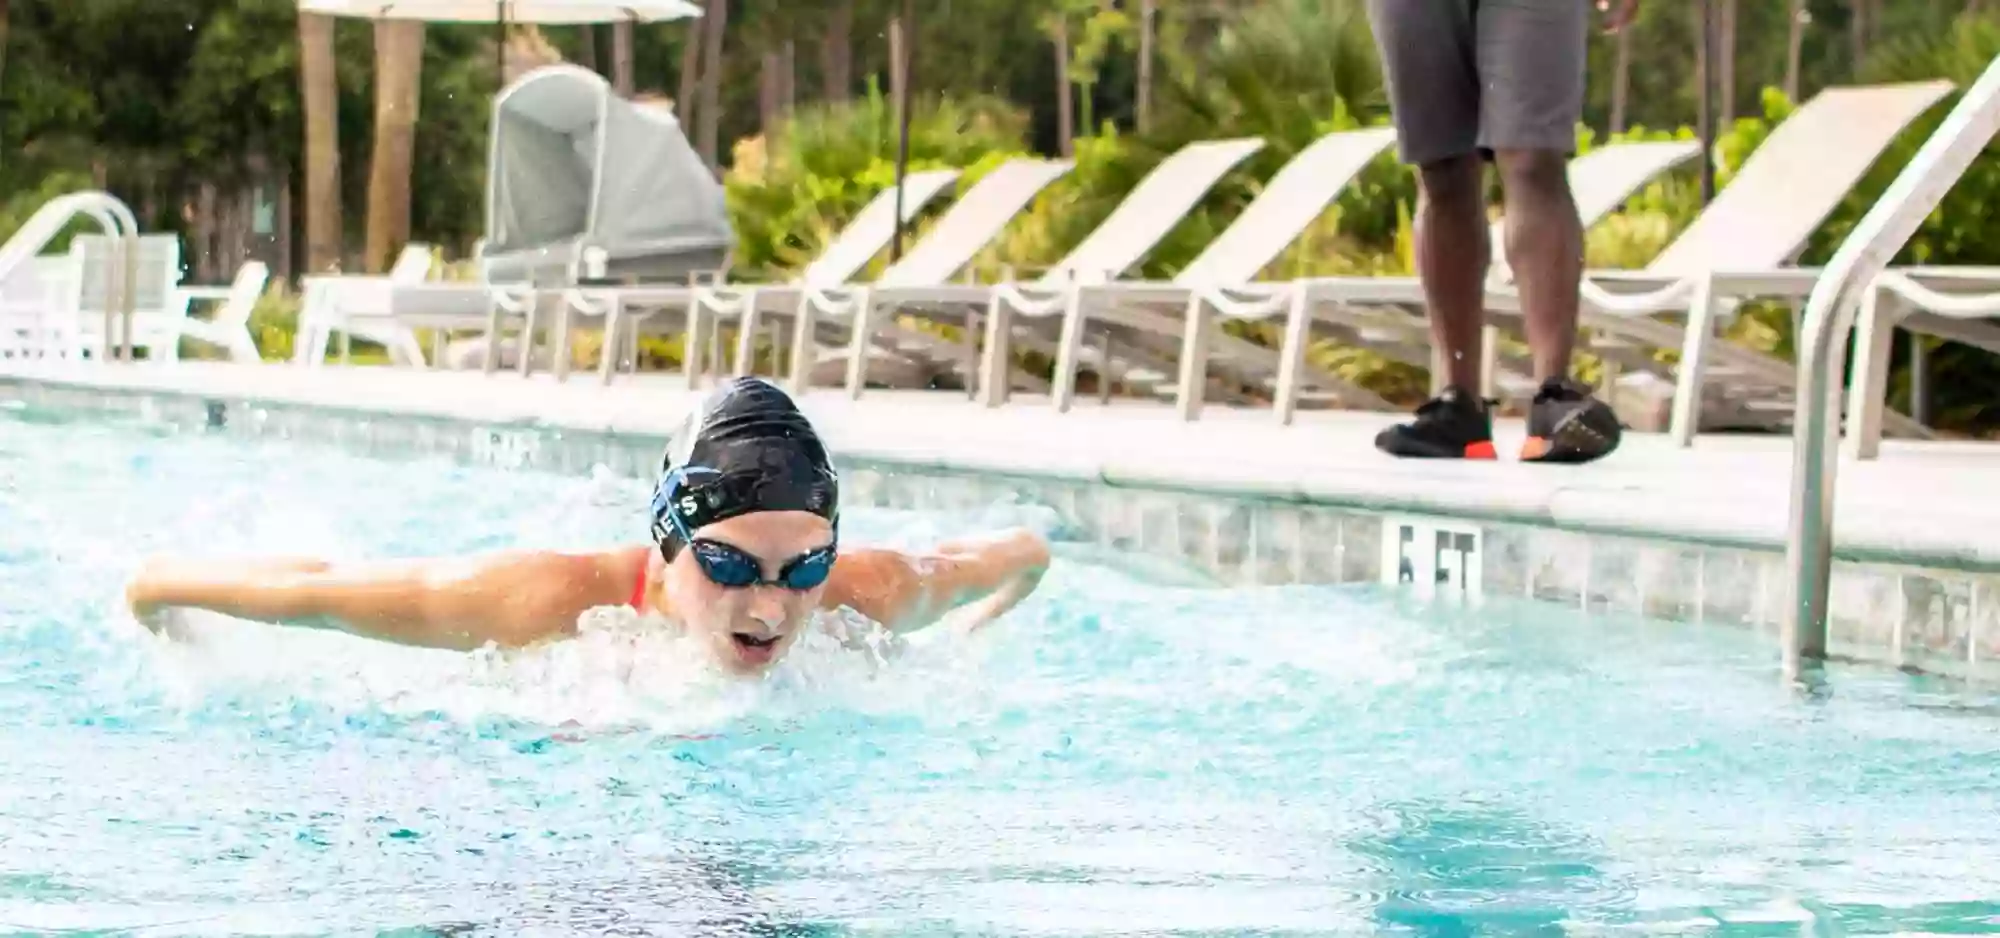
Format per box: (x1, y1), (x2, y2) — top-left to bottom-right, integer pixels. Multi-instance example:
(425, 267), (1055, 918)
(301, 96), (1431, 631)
(495, 2), (506, 96)
(890, 0), (915, 261)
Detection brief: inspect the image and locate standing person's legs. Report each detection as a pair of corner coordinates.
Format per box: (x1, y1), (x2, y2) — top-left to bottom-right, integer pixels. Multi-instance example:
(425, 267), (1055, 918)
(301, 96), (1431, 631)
(1365, 0), (1500, 460)
(1479, 0), (1623, 462)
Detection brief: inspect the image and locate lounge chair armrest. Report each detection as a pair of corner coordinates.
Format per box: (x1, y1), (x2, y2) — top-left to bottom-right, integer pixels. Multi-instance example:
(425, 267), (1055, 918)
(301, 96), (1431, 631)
(991, 281), (1071, 317)
(1704, 268), (1822, 296)
(179, 286), (234, 302)
(1898, 266), (2000, 294)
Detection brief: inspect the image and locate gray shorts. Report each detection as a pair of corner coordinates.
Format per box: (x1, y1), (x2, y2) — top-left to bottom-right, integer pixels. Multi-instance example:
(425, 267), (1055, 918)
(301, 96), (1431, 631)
(1363, 0), (1588, 165)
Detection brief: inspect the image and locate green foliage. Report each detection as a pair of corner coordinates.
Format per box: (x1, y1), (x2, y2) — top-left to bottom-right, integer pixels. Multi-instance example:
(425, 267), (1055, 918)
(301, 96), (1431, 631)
(1840, 8), (2000, 429)
(246, 288), (301, 363)
(994, 0), (1403, 284)
(723, 82), (1033, 280)
(0, 170), (99, 252)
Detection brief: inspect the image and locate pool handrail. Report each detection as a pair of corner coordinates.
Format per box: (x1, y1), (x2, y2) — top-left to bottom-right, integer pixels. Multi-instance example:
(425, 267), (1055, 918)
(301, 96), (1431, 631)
(0, 191), (142, 361)
(1781, 53), (2000, 681)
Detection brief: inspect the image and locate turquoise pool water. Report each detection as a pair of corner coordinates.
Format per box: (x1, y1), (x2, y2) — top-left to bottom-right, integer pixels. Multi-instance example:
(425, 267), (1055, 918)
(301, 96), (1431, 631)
(4, 401), (2000, 935)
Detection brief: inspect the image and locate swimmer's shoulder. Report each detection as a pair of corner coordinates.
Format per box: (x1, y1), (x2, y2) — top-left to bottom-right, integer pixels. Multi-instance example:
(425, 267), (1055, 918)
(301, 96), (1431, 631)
(821, 547), (921, 625)
(430, 546), (649, 615)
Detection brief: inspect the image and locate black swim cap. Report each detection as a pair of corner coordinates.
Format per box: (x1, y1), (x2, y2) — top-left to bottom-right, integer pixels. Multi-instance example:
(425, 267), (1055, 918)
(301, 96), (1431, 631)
(649, 377), (839, 558)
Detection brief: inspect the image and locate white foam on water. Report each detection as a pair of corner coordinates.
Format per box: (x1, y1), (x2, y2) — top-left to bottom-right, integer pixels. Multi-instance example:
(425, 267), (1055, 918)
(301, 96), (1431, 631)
(137, 598), (998, 739)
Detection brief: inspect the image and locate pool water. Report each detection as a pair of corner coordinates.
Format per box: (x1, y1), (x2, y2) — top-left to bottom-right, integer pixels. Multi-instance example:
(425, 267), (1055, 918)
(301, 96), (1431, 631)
(4, 402), (2000, 935)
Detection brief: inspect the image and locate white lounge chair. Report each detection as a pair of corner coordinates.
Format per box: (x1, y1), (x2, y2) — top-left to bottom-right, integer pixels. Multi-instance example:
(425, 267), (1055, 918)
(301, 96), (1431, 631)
(1035, 137), (1700, 420)
(1009, 128), (1406, 414)
(177, 261), (270, 363)
(1248, 81), (1953, 436)
(0, 256), (74, 359)
(795, 137), (1268, 399)
(574, 167), (967, 386)
(46, 234), (188, 361)
(1532, 80), (1956, 444)
(1844, 266), (2000, 458)
(293, 244), (444, 367)
(692, 157), (1076, 392)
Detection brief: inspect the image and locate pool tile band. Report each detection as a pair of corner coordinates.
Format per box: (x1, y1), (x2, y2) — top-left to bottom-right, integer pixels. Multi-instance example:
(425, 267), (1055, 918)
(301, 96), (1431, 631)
(9, 379), (1998, 680)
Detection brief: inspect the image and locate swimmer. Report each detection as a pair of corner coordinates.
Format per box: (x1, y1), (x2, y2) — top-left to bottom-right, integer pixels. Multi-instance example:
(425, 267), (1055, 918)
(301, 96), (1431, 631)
(122, 377), (1051, 675)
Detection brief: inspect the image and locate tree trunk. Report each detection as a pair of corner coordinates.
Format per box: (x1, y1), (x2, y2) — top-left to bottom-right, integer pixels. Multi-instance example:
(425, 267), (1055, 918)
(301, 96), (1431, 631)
(1849, 0), (1869, 73)
(676, 15), (703, 122)
(1718, 0), (1737, 124)
(1784, 0), (1807, 101)
(820, 0), (854, 101)
(889, 18), (907, 122)
(1055, 15), (1073, 157)
(364, 20), (425, 274)
(760, 49), (781, 136)
(276, 171), (294, 283)
(140, 163), (159, 232)
(578, 24), (599, 74)
(782, 40), (795, 115)
(225, 184), (249, 276)
(196, 182), (218, 282)
(0, 0), (11, 151)
(298, 11), (342, 273)
(612, 20), (634, 95)
(1136, 0), (1155, 133)
(1610, 23), (1631, 132)
(696, 0), (729, 170)
(1693, 0), (1712, 201)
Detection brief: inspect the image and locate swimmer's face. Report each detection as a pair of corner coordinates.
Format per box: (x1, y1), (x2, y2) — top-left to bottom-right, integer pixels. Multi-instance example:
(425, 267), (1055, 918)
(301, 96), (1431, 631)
(663, 510), (835, 675)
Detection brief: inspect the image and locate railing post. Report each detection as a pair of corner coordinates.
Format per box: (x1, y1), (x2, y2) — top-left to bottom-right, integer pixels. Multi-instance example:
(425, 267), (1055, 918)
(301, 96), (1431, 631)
(99, 235), (120, 362)
(118, 231), (139, 362)
(1780, 60), (2000, 681)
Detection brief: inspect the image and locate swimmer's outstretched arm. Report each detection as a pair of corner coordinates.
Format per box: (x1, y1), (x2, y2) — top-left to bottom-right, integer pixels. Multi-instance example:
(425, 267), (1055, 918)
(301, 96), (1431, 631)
(123, 550), (635, 651)
(831, 527), (1051, 633)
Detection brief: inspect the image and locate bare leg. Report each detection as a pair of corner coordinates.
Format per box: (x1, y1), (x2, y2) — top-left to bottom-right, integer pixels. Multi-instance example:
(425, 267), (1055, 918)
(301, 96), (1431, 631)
(1494, 148), (1583, 383)
(1414, 155), (1490, 392)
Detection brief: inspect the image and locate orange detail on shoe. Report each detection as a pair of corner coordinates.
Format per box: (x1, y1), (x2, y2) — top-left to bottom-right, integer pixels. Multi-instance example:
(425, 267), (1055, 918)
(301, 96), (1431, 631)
(1519, 436), (1551, 460)
(1464, 440), (1498, 460)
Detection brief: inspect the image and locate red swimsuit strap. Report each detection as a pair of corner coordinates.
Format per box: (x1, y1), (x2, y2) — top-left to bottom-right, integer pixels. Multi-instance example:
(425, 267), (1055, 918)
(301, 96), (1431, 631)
(628, 549), (650, 610)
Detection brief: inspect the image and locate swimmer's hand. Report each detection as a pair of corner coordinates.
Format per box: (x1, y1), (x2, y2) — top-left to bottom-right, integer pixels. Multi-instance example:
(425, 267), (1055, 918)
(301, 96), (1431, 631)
(830, 527), (1051, 634)
(125, 582), (178, 635)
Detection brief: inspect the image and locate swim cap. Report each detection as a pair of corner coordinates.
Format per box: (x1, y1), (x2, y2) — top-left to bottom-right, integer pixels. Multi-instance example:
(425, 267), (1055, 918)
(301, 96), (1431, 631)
(649, 377), (839, 557)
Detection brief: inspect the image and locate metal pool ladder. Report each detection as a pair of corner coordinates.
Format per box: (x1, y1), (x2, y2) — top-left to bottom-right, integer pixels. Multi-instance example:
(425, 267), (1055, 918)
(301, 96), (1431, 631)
(1782, 55), (2000, 681)
(0, 190), (143, 360)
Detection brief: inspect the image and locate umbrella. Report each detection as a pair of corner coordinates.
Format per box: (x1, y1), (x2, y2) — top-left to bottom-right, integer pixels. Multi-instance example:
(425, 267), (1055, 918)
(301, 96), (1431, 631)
(297, 0), (703, 96)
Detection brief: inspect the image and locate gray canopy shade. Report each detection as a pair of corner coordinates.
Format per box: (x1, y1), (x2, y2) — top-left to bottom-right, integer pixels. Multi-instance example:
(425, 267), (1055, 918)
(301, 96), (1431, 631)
(482, 64), (731, 283)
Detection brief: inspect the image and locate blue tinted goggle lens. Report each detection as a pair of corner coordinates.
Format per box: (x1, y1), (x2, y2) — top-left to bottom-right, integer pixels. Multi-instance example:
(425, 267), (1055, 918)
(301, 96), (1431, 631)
(689, 540), (836, 591)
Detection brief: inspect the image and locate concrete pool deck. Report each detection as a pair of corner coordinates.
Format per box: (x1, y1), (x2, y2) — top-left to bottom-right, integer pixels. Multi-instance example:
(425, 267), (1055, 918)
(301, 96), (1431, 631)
(4, 359), (1998, 572)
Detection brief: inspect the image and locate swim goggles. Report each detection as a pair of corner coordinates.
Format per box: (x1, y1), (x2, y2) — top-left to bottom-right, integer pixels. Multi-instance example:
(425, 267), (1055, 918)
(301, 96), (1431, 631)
(651, 466), (839, 591)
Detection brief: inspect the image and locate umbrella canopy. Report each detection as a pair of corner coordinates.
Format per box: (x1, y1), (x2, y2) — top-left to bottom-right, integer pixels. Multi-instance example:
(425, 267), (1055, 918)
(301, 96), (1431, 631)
(483, 65), (731, 283)
(297, 0), (702, 23)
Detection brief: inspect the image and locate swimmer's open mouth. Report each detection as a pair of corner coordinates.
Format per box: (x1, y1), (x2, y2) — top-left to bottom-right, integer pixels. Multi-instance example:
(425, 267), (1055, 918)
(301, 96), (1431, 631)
(732, 632), (780, 650)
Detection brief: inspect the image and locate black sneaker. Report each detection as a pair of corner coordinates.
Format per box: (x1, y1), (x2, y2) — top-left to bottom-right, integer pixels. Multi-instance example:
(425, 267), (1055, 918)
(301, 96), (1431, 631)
(1375, 386), (1497, 460)
(1521, 378), (1623, 464)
